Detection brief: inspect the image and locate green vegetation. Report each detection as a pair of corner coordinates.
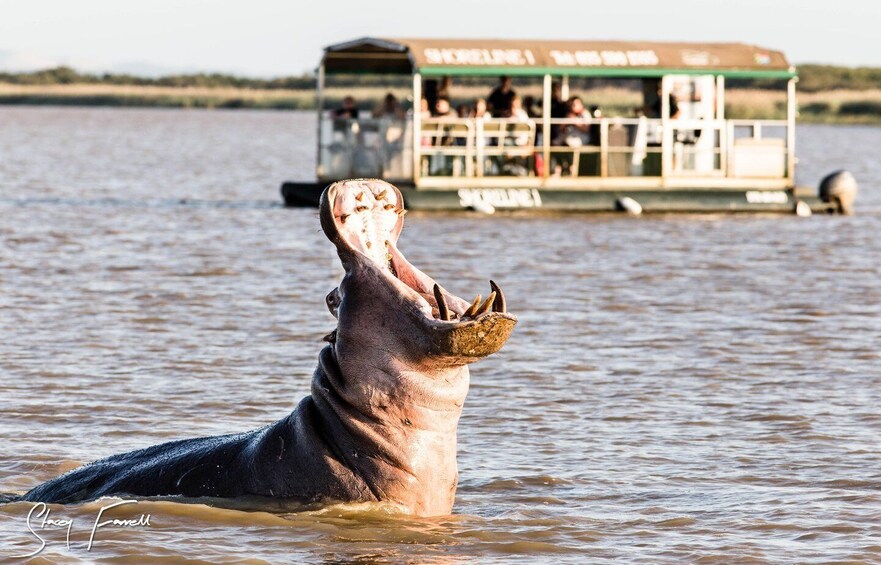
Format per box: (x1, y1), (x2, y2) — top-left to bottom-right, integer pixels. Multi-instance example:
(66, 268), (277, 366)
(2, 65), (881, 123)
(0, 66), (317, 90)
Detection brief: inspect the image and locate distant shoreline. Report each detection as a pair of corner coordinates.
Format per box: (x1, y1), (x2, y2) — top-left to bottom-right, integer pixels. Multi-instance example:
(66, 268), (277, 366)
(1, 83), (880, 125)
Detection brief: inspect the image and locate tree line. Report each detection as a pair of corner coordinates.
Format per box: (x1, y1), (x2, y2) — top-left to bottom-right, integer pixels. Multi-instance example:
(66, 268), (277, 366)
(2, 64), (881, 92)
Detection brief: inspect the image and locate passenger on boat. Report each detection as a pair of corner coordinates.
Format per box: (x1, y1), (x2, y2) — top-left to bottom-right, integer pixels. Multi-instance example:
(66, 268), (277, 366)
(502, 94), (533, 176)
(544, 81), (568, 141)
(508, 94), (532, 146)
(644, 84), (680, 119)
(522, 95), (540, 118)
(333, 96), (359, 120)
(470, 98), (491, 121)
(487, 76), (516, 118)
(419, 97), (432, 120)
(553, 96), (592, 176)
(423, 79), (439, 114)
(555, 96), (591, 147)
(438, 76), (452, 103)
(419, 98), (433, 147)
(434, 97), (455, 119)
(373, 93), (403, 119)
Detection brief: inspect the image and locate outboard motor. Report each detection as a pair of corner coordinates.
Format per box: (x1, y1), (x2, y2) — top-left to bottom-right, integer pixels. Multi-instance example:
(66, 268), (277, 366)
(819, 170), (858, 215)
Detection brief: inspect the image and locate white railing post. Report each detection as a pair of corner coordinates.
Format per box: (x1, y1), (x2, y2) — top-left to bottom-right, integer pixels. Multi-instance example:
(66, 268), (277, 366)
(542, 74), (551, 180)
(787, 75), (797, 180)
(316, 63), (325, 178)
(412, 73), (422, 186)
(661, 76), (672, 178)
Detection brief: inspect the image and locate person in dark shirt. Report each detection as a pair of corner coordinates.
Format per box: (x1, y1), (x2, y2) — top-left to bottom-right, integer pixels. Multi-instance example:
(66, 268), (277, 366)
(548, 81), (568, 140)
(333, 96), (359, 119)
(487, 76), (516, 118)
(645, 84), (680, 119)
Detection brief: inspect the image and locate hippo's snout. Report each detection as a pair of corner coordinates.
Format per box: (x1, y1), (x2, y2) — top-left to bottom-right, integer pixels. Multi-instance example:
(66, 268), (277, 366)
(319, 179), (517, 364)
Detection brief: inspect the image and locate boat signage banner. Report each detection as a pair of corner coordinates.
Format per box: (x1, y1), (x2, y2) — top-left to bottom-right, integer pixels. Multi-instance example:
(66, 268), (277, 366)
(385, 39), (792, 74)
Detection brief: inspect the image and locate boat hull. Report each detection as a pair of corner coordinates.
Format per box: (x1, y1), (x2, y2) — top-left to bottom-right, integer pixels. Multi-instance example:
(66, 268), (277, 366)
(281, 181), (835, 214)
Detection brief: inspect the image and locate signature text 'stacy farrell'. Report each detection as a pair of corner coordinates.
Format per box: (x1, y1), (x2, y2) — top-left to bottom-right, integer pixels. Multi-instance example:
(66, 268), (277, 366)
(14, 499), (152, 558)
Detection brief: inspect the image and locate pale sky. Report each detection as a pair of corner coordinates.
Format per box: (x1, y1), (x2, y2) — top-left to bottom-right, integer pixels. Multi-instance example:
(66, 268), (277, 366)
(1, 0), (878, 77)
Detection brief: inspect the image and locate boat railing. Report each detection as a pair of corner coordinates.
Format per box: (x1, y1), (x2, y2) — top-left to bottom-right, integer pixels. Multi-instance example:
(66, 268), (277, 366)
(411, 116), (791, 181)
(317, 115), (791, 183)
(317, 116), (413, 181)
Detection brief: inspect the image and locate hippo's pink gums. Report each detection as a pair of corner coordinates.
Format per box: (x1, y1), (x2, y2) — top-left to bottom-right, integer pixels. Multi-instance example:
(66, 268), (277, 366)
(21, 179), (516, 516)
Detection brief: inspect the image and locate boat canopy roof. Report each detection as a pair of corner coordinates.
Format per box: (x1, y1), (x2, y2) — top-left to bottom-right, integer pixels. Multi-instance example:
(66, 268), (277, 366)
(323, 37), (795, 79)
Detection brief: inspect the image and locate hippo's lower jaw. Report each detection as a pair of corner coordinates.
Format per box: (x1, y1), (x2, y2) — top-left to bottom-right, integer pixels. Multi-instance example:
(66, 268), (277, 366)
(320, 179), (517, 367)
(19, 179), (516, 517)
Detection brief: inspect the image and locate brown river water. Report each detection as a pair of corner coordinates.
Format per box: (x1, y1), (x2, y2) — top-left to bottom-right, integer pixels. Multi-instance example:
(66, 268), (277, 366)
(1, 107), (880, 563)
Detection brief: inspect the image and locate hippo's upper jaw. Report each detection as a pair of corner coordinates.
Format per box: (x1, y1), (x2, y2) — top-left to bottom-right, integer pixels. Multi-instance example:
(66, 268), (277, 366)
(320, 179), (517, 368)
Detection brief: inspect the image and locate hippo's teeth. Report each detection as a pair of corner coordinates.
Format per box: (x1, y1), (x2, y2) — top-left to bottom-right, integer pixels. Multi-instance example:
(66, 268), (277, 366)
(376, 189), (387, 200)
(433, 284), (450, 321)
(355, 205), (368, 213)
(384, 204), (395, 210)
(475, 291), (496, 316)
(490, 280), (507, 313)
(355, 191), (364, 201)
(462, 294), (482, 318)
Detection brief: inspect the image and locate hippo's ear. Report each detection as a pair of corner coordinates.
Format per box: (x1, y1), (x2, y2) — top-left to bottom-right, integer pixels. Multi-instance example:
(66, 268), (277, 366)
(425, 313), (517, 365)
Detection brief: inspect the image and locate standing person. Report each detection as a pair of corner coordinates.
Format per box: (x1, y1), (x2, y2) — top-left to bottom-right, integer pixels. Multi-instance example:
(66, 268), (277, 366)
(545, 81), (568, 141)
(423, 79), (439, 114)
(438, 76), (452, 102)
(487, 76), (516, 118)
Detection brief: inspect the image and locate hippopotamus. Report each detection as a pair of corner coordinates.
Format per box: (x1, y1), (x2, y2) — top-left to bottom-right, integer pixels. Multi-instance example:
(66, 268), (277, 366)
(19, 179), (516, 516)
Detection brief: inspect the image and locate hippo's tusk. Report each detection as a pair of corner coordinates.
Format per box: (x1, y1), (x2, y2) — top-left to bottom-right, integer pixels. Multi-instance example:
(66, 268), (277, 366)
(475, 292), (496, 317)
(433, 284), (450, 321)
(462, 294), (482, 318)
(489, 280), (506, 313)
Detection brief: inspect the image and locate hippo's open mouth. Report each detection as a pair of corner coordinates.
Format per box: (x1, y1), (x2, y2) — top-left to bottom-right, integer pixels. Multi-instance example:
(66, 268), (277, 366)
(320, 179), (516, 360)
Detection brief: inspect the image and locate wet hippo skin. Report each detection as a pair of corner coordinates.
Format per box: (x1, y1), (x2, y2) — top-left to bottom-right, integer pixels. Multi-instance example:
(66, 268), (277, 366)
(20, 179), (517, 517)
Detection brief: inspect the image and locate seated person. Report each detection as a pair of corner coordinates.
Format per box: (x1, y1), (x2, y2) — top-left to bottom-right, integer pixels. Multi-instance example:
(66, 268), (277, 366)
(508, 95), (531, 146)
(333, 96), (359, 120)
(554, 96), (591, 146)
(470, 98), (491, 121)
(522, 95), (540, 118)
(434, 97), (455, 118)
(372, 93), (403, 119)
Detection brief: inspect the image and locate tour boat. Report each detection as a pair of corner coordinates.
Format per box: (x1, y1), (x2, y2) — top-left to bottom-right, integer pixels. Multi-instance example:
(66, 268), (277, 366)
(281, 37), (856, 214)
